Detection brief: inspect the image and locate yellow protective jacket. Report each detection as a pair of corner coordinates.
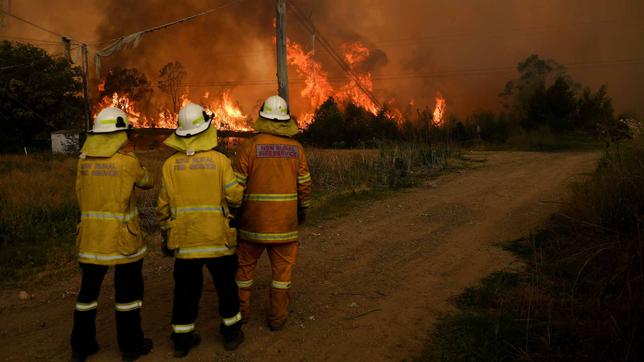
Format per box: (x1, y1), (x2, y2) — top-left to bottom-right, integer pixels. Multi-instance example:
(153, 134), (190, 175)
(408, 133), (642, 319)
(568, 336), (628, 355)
(233, 133), (312, 243)
(76, 151), (153, 265)
(157, 150), (243, 259)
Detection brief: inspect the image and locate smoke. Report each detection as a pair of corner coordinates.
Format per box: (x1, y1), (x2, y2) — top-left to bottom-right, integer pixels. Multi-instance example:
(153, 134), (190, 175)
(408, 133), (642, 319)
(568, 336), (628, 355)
(93, 0), (277, 113)
(5, 0), (644, 118)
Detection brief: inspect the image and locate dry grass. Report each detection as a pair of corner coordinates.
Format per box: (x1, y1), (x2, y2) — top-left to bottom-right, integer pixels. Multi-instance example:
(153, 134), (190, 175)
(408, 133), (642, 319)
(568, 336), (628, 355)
(0, 154), (78, 282)
(0, 142), (453, 283)
(421, 138), (644, 361)
(308, 144), (452, 194)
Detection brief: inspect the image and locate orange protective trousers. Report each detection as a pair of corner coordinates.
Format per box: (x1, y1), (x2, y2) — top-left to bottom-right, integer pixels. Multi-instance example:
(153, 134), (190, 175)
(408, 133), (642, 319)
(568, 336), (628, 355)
(235, 241), (298, 327)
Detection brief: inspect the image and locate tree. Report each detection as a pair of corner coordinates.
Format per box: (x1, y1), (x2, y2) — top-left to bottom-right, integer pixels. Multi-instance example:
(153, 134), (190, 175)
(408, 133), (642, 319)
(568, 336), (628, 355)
(544, 76), (577, 131)
(0, 41), (83, 152)
(304, 97), (345, 147)
(501, 54), (577, 131)
(468, 111), (509, 143)
(578, 85), (616, 136)
(101, 67), (153, 103)
(158, 61), (187, 113)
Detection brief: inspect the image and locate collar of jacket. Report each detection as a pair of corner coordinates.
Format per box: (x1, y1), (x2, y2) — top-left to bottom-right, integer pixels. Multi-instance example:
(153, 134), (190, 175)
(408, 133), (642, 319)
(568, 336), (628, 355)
(252, 116), (299, 137)
(80, 131), (128, 158)
(163, 124), (218, 155)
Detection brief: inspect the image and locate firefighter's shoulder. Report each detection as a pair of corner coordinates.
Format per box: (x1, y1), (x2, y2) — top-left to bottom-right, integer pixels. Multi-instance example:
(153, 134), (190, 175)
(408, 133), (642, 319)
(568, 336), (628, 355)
(116, 150), (142, 166)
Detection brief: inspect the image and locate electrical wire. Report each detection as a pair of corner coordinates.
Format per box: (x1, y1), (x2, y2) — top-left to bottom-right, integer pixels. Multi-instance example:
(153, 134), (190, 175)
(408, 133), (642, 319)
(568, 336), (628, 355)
(287, 0), (381, 108)
(0, 62), (36, 71)
(95, 0), (248, 47)
(0, 35), (62, 45)
(181, 57), (644, 87)
(0, 9), (66, 39)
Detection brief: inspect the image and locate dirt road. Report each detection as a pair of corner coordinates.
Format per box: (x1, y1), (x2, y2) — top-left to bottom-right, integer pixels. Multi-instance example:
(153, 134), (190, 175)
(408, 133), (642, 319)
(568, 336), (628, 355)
(0, 151), (599, 361)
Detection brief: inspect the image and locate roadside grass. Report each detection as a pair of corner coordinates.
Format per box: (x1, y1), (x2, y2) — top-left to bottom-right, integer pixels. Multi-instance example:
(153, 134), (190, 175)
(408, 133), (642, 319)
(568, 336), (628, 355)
(418, 138), (644, 361)
(306, 143), (454, 221)
(505, 130), (602, 151)
(0, 142), (454, 284)
(469, 130), (602, 152)
(0, 154), (78, 284)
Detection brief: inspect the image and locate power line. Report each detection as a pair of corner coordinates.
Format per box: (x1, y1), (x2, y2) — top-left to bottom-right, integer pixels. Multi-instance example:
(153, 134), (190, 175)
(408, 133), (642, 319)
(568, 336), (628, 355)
(182, 57), (644, 88)
(94, 0), (248, 74)
(0, 9), (68, 40)
(0, 62), (35, 70)
(286, 0), (381, 108)
(96, 0), (247, 47)
(0, 35), (62, 44)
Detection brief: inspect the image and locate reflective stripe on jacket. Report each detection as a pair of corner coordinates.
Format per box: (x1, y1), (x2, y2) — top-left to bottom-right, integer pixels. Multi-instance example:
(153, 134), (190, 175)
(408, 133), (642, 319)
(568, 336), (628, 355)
(157, 150), (243, 259)
(233, 133), (312, 243)
(76, 151), (153, 265)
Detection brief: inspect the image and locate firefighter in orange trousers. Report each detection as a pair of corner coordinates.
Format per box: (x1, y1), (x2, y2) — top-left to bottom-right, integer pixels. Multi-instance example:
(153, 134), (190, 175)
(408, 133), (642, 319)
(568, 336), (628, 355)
(157, 103), (245, 356)
(233, 95), (312, 331)
(71, 107), (154, 362)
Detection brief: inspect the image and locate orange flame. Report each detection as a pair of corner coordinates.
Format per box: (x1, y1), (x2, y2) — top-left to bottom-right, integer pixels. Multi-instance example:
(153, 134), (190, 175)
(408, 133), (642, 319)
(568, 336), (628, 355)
(94, 89), (251, 131)
(93, 38), (447, 132)
(286, 39), (381, 127)
(432, 94), (447, 127)
(286, 39), (334, 128)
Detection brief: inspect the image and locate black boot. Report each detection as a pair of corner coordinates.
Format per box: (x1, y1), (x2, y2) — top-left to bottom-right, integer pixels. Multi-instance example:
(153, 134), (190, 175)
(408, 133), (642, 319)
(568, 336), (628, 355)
(223, 330), (245, 351)
(172, 332), (201, 358)
(121, 338), (153, 362)
(70, 342), (99, 362)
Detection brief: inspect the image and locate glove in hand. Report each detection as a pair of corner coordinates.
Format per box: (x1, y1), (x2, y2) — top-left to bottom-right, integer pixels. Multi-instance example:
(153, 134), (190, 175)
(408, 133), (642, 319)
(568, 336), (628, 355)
(161, 230), (174, 257)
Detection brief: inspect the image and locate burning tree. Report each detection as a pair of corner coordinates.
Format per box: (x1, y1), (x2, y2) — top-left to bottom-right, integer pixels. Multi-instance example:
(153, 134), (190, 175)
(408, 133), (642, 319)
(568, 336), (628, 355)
(100, 67), (153, 105)
(158, 61), (187, 114)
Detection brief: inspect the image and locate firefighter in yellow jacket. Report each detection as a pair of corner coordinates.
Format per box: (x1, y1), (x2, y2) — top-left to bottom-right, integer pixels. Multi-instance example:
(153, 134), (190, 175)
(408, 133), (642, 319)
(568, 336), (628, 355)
(157, 103), (245, 356)
(234, 95), (312, 331)
(71, 107), (154, 362)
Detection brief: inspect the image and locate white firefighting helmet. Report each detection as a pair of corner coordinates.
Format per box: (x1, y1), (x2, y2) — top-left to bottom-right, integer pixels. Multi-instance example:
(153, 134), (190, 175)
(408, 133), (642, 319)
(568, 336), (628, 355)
(176, 103), (211, 137)
(89, 107), (131, 133)
(259, 95), (290, 121)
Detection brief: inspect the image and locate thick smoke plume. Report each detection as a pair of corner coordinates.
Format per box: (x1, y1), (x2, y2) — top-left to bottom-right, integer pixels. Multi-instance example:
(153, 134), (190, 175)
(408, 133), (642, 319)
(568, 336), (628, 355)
(4, 0), (644, 118)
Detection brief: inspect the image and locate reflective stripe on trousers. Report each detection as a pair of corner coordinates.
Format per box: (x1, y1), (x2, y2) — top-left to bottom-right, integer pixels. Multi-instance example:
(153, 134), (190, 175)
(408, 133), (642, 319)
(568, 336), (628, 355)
(238, 229), (299, 242)
(271, 280), (291, 289)
(114, 300), (142, 312)
(222, 312), (242, 326)
(75, 301), (98, 311)
(236, 279), (253, 288)
(243, 193), (297, 202)
(172, 323), (195, 333)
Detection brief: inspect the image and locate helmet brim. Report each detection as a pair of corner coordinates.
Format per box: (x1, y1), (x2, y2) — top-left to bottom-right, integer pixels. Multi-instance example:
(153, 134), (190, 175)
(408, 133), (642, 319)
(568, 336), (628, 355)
(87, 125), (132, 134)
(259, 110), (291, 121)
(175, 120), (211, 137)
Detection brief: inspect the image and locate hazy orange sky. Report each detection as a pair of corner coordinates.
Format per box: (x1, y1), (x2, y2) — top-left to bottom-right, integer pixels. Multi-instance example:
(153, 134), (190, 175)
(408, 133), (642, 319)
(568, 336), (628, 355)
(2, 0), (643, 119)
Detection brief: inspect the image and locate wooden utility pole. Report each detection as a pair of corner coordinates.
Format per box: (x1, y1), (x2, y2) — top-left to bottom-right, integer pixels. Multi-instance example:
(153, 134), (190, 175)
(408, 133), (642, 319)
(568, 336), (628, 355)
(0, 0), (11, 28)
(62, 37), (72, 63)
(276, 0), (289, 104)
(81, 44), (92, 132)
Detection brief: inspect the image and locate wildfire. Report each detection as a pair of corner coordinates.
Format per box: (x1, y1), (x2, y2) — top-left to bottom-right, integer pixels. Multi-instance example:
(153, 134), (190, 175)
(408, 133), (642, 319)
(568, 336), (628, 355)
(203, 89), (251, 131)
(94, 89), (251, 131)
(93, 38), (448, 133)
(432, 94), (447, 127)
(286, 39), (333, 128)
(286, 39), (382, 127)
(94, 92), (151, 127)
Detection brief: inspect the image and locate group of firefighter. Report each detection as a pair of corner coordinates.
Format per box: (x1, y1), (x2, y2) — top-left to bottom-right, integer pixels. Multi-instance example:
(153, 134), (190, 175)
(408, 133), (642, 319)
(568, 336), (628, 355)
(70, 94), (312, 361)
